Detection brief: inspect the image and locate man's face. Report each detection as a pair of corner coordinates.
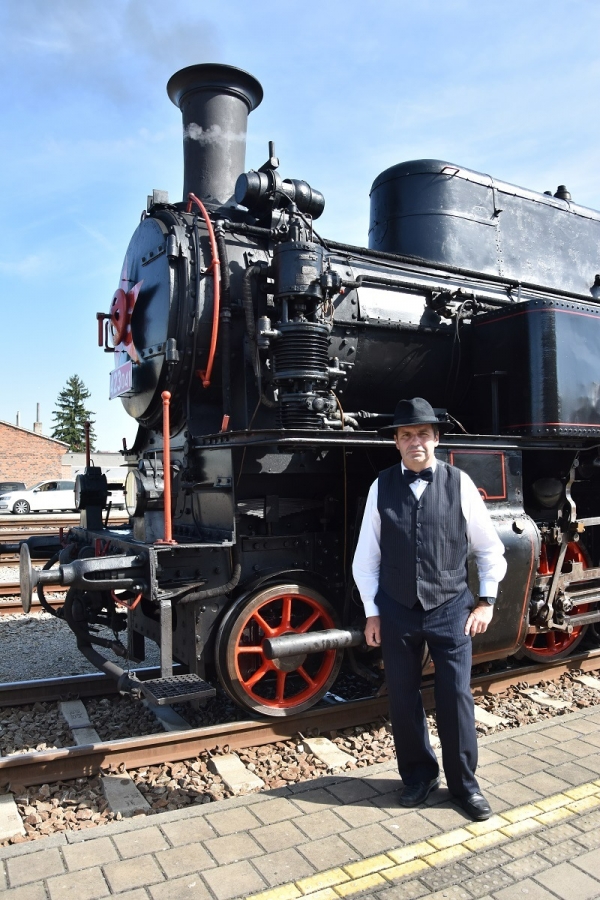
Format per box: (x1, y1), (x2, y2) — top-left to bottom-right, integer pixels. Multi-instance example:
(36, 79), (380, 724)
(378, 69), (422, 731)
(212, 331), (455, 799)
(394, 424), (439, 471)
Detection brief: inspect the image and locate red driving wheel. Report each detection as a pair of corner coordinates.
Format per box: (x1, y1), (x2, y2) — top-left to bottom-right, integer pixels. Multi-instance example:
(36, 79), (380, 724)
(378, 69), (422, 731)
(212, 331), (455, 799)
(522, 542), (589, 661)
(215, 584), (343, 717)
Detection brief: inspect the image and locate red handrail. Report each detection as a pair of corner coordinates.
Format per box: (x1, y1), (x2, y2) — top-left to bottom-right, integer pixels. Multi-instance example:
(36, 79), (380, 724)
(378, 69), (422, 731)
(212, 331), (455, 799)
(186, 192), (221, 388)
(156, 391), (177, 545)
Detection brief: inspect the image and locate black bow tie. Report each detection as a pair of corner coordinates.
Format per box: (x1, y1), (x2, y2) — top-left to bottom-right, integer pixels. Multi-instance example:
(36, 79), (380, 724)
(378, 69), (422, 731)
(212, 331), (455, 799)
(404, 467), (433, 484)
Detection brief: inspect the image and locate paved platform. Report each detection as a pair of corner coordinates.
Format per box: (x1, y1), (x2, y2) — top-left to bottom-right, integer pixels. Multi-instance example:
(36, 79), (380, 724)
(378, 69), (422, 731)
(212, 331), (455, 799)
(1, 705), (600, 900)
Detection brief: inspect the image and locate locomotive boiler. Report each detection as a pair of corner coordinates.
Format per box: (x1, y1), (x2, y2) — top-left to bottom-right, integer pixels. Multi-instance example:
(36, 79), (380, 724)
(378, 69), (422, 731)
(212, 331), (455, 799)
(12, 63), (600, 717)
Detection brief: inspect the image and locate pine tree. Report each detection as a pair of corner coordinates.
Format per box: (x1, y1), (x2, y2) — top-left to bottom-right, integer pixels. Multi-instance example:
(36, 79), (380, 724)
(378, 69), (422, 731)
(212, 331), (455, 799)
(51, 375), (96, 452)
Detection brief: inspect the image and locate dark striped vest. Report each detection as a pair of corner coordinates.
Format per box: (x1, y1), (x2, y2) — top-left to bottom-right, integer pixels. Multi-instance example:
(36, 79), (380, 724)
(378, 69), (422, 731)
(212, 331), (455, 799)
(376, 460), (468, 610)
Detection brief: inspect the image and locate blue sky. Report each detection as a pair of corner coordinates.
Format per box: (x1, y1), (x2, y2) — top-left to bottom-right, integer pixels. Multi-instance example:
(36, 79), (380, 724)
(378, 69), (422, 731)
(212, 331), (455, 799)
(2, 0), (599, 450)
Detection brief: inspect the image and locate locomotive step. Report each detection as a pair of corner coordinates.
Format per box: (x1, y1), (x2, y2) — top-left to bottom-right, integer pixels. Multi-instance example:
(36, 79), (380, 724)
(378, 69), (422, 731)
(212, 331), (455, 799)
(138, 674), (216, 705)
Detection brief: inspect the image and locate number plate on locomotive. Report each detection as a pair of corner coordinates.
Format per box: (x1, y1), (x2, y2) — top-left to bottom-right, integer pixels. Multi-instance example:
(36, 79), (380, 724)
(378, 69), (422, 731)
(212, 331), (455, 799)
(109, 361), (132, 398)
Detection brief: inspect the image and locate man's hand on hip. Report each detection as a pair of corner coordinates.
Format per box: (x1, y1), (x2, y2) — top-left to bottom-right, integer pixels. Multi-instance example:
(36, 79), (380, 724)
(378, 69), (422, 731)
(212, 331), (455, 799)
(364, 616), (381, 647)
(465, 602), (494, 636)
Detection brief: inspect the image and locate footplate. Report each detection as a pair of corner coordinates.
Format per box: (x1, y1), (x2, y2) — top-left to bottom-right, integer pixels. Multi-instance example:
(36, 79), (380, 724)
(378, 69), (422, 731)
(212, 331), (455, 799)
(139, 674), (216, 705)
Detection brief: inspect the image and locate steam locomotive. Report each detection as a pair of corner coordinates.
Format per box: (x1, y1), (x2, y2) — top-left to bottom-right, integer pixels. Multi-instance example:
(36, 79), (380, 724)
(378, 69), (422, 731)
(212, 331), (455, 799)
(11, 64), (600, 716)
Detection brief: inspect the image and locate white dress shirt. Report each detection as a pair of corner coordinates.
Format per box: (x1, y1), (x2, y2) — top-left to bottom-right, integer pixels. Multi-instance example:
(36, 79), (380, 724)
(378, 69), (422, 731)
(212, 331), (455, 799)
(352, 460), (507, 618)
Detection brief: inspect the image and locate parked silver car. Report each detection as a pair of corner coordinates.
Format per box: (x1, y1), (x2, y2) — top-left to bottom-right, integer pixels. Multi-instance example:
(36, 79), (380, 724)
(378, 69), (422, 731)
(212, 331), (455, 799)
(0, 480), (76, 514)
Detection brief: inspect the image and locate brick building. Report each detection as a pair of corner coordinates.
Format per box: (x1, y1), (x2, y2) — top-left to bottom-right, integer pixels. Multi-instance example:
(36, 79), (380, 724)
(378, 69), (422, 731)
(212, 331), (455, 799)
(0, 421), (69, 486)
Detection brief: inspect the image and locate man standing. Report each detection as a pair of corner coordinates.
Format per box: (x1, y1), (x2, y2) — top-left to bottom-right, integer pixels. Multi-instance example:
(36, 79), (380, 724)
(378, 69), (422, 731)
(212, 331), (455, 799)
(352, 398), (506, 821)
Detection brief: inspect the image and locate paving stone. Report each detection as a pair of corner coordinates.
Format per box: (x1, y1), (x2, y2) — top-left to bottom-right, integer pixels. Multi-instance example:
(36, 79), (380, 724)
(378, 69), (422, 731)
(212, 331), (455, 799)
(573, 846), (600, 878)
(539, 837), (587, 863)
(0, 864), (6, 893)
(333, 799), (387, 827)
(154, 843), (215, 877)
(539, 821), (581, 844)
(537, 723), (583, 741)
(527, 745), (573, 766)
(103, 854), (164, 893)
(113, 826), (169, 858)
(381, 811), (438, 841)
(501, 754), (548, 776)
(513, 732), (557, 750)
(502, 834), (547, 858)
(460, 868), (513, 897)
(535, 860), (600, 899)
(487, 781), (541, 806)
(421, 886), (472, 900)
(578, 753), (600, 774)
(492, 878), (557, 899)
(6, 848), (65, 887)
(297, 834), (359, 869)
(202, 859), (266, 900)
(326, 779), (379, 803)
(502, 852), (551, 879)
(149, 874), (212, 900)
(462, 846), (512, 873)
(251, 819), (306, 853)
(160, 816), (217, 845)
(250, 797), (301, 825)
(253, 847), (315, 886)
(573, 829), (600, 850)
(477, 762), (518, 783)
(419, 861), (471, 890)
(98, 891), (145, 900)
(294, 809), (347, 839)
(420, 804), (471, 830)
(46, 866), (110, 900)
(545, 761), (598, 784)
(365, 773), (403, 795)
(342, 822), (401, 855)
(517, 771), (570, 795)
(205, 805), (261, 835)
(579, 731), (600, 748)
(573, 808), (600, 831)
(566, 718), (600, 734)
(204, 831), (263, 865)
(488, 738), (531, 758)
(556, 738), (600, 759)
(0, 885), (48, 900)
(290, 788), (342, 814)
(376, 882), (429, 900)
(477, 747), (505, 765)
(63, 837), (119, 871)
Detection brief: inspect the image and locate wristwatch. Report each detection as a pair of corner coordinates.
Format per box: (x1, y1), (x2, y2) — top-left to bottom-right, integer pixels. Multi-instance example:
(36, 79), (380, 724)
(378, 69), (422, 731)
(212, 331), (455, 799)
(478, 596), (495, 606)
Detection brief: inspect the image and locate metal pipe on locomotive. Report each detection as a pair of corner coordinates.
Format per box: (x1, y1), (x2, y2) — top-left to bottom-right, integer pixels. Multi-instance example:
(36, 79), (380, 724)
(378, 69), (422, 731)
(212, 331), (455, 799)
(13, 63), (600, 716)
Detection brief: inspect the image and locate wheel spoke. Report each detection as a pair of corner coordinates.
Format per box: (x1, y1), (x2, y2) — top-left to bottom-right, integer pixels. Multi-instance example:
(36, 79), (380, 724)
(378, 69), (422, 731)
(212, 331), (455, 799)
(297, 609), (321, 633)
(251, 611), (277, 638)
(236, 645), (264, 653)
(280, 595), (293, 631)
(275, 670), (287, 702)
(547, 631), (556, 651)
(297, 666), (317, 688)
(243, 660), (273, 688)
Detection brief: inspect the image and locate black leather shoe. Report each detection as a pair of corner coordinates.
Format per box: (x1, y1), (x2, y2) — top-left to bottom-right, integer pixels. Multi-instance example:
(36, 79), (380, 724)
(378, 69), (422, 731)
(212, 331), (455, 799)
(397, 777), (440, 807)
(455, 792), (492, 821)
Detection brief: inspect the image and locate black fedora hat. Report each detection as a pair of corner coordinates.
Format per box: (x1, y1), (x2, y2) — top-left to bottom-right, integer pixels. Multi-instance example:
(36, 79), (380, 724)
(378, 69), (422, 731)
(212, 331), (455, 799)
(379, 398), (446, 435)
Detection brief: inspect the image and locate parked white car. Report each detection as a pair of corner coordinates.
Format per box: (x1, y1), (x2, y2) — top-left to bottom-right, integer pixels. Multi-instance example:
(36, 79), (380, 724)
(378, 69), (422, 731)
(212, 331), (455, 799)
(0, 480), (76, 514)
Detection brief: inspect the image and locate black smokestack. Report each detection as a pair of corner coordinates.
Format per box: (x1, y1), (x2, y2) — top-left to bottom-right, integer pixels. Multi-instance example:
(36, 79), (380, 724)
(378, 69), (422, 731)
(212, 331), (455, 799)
(167, 63), (263, 207)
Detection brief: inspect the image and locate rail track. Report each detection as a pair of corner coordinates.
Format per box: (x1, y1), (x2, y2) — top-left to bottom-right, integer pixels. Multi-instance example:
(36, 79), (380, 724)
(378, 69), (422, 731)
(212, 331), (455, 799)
(1, 648), (599, 788)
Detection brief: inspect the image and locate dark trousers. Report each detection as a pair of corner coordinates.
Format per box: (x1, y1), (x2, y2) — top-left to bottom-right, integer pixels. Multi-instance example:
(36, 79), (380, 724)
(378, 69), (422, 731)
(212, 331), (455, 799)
(378, 588), (479, 797)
